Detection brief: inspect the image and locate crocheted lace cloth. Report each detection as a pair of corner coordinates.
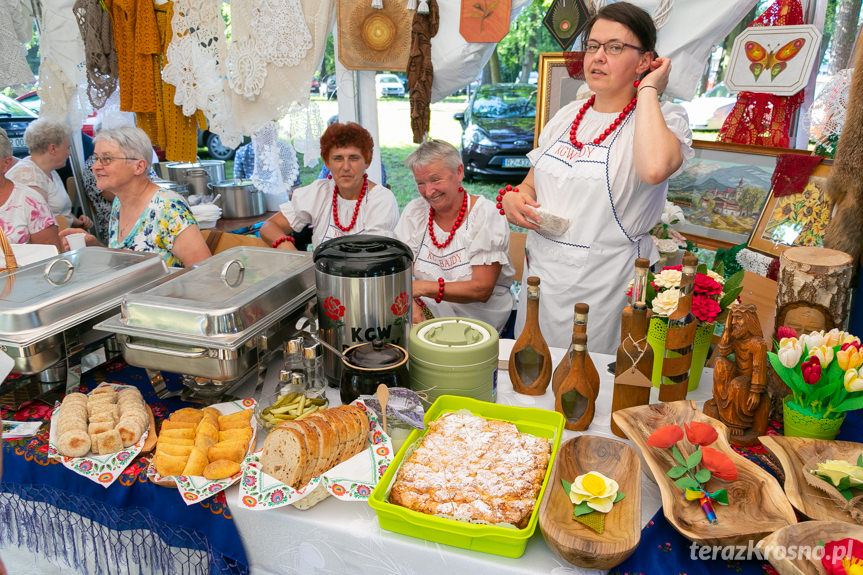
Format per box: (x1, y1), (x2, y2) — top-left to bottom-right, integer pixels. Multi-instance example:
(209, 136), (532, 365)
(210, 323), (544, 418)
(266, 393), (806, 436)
(73, 0), (119, 109)
(250, 122), (300, 196)
(0, 0), (35, 91)
(809, 68), (852, 150)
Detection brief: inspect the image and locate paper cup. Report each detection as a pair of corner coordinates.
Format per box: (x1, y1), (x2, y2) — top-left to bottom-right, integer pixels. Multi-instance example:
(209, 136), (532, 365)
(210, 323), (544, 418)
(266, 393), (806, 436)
(66, 233), (87, 251)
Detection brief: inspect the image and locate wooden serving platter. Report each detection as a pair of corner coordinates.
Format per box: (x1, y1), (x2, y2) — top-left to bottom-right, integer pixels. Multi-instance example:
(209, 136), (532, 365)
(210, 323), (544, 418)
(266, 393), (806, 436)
(758, 521), (863, 575)
(613, 400), (797, 547)
(141, 405), (157, 453)
(761, 435), (863, 523)
(538, 435), (641, 569)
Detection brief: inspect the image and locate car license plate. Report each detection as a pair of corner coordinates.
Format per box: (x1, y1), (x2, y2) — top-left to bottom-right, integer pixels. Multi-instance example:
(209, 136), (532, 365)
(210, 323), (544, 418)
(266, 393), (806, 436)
(503, 157), (530, 168)
(11, 137), (25, 149)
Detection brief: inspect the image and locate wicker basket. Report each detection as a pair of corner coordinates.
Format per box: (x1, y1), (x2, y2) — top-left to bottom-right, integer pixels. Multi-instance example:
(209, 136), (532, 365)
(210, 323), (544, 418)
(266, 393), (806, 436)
(0, 225), (17, 273)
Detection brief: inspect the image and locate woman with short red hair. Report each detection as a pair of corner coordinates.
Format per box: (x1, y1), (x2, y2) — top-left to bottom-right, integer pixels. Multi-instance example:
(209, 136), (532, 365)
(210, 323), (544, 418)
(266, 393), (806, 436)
(261, 122), (398, 250)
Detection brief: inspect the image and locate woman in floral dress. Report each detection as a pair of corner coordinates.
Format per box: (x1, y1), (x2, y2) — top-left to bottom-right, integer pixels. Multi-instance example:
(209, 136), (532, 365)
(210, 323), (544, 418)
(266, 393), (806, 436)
(59, 127), (210, 268)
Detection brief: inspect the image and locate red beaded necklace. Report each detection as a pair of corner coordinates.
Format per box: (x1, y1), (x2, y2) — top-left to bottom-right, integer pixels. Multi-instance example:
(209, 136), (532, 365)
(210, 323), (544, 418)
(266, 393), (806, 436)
(332, 173), (368, 232)
(428, 188), (468, 249)
(569, 93), (638, 150)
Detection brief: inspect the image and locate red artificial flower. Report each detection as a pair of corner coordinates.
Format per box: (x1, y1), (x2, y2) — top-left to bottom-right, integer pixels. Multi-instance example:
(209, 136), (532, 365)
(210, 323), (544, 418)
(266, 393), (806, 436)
(843, 341), (862, 352)
(662, 265), (683, 271)
(700, 446), (738, 481)
(776, 326), (797, 340)
(626, 286), (633, 298)
(802, 356), (822, 385)
(693, 274), (722, 296)
(646, 424), (684, 448)
(692, 294), (721, 323)
(390, 292), (409, 316)
(684, 421), (718, 446)
(323, 296), (345, 321)
(822, 538), (863, 575)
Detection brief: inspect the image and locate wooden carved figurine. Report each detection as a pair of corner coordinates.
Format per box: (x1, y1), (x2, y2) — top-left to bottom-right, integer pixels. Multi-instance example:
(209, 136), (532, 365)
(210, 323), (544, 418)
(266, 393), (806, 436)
(704, 303), (770, 447)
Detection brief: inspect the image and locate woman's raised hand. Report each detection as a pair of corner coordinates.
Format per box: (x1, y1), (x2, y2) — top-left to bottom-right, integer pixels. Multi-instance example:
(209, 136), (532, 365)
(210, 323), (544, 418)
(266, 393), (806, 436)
(639, 57), (672, 94)
(500, 185), (541, 231)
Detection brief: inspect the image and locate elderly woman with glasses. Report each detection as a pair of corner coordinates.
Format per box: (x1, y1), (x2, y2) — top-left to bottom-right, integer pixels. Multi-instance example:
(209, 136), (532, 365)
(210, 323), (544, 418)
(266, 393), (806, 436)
(499, 1), (693, 353)
(395, 139), (514, 331)
(59, 126), (210, 268)
(0, 127), (59, 249)
(6, 119), (92, 230)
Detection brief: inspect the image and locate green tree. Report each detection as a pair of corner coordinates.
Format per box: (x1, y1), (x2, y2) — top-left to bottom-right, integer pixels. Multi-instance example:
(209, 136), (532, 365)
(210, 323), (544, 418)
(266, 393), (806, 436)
(492, 0), (559, 82)
(736, 185), (764, 216)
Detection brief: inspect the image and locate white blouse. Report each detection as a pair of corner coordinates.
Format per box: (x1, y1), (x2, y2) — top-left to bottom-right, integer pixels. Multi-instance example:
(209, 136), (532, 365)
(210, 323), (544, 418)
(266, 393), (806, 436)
(6, 157), (73, 219)
(280, 178), (399, 249)
(395, 195), (515, 332)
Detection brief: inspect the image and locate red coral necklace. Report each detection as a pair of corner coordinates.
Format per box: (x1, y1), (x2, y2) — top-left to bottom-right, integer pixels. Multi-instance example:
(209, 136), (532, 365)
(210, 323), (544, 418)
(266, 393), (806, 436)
(569, 94), (638, 150)
(428, 188), (468, 249)
(332, 173), (368, 232)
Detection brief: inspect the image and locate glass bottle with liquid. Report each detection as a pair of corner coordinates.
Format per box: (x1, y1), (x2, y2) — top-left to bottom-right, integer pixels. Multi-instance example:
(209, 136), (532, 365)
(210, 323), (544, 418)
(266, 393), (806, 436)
(555, 332), (595, 430)
(611, 301), (653, 437)
(620, 258), (651, 342)
(509, 276), (552, 395)
(303, 343), (326, 399)
(658, 252), (698, 403)
(552, 303), (599, 397)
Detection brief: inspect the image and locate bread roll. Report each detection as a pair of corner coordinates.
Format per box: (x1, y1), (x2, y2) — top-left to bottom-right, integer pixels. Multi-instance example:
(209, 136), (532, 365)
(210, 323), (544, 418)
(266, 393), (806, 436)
(218, 409), (253, 429)
(182, 447), (209, 476)
(203, 459), (241, 480)
(57, 430), (91, 457)
(116, 419), (144, 447)
(88, 421), (113, 436)
(91, 429), (123, 455)
(156, 443), (194, 457)
(155, 452), (189, 477)
(160, 428), (195, 440)
(170, 408), (204, 424)
(218, 428), (253, 444)
(207, 444), (245, 464)
(261, 425), (310, 489)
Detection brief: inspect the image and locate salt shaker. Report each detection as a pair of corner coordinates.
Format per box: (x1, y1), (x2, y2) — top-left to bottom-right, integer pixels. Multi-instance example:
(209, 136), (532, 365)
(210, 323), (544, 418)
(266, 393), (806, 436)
(303, 343), (326, 398)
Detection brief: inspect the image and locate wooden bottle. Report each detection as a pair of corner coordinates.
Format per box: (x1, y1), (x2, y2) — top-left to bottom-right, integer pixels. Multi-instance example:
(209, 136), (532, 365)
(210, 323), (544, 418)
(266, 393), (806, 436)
(620, 258), (651, 342)
(555, 332), (595, 430)
(551, 303), (599, 396)
(658, 252), (698, 403)
(611, 303), (653, 437)
(510, 276), (552, 395)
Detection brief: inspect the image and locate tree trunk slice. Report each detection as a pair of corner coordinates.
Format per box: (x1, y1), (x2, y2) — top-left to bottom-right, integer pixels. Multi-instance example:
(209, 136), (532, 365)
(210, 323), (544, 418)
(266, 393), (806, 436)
(613, 400), (797, 547)
(538, 436), (641, 570)
(758, 521), (863, 575)
(760, 435), (863, 524)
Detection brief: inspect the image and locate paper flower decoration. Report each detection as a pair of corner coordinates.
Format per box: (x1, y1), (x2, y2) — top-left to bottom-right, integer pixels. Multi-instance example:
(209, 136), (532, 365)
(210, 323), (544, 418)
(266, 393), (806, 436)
(684, 421), (718, 446)
(568, 472), (620, 513)
(822, 538), (863, 575)
(700, 447), (738, 481)
(810, 455), (863, 502)
(647, 424), (684, 448)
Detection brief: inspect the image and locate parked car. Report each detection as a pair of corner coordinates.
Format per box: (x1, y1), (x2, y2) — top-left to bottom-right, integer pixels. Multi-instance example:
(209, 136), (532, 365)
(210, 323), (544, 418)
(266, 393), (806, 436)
(320, 75), (337, 99)
(196, 127), (242, 161)
(454, 83), (536, 180)
(14, 91), (103, 137)
(375, 74), (405, 98)
(0, 94), (38, 157)
(678, 82), (736, 131)
(14, 91), (40, 113)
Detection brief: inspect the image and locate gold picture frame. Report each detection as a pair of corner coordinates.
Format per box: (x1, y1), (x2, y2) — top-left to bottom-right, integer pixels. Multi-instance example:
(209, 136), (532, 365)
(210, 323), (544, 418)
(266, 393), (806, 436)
(747, 160), (833, 257)
(534, 52), (587, 147)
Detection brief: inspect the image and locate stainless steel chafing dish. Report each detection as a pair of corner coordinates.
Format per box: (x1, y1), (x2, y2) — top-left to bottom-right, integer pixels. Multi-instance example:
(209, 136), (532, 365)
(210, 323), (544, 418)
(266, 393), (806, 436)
(0, 248), (172, 381)
(96, 247), (316, 399)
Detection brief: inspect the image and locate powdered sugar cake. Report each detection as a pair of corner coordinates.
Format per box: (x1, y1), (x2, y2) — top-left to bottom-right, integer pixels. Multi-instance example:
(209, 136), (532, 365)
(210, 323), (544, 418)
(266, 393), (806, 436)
(389, 411), (550, 528)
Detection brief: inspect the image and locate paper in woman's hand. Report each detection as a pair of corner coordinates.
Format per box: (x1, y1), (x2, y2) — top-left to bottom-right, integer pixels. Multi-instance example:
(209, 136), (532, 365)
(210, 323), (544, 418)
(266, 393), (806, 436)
(525, 208), (570, 236)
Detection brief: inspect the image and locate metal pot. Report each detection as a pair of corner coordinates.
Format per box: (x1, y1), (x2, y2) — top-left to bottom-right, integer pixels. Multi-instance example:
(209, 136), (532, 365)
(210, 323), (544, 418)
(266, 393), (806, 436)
(210, 180), (266, 218)
(153, 179), (191, 201)
(313, 235), (413, 385)
(163, 160), (225, 187)
(185, 169), (211, 196)
(340, 339), (408, 404)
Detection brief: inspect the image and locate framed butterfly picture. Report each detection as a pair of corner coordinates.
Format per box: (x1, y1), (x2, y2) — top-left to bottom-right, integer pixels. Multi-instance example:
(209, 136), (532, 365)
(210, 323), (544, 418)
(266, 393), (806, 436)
(725, 25), (821, 96)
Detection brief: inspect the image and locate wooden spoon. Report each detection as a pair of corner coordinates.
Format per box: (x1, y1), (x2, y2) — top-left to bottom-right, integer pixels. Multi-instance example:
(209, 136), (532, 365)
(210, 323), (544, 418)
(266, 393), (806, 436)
(376, 384), (389, 434)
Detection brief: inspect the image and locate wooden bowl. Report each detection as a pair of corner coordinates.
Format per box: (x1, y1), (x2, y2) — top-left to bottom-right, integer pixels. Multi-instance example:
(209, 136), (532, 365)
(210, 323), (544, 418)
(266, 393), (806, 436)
(761, 435), (863, 523)
(613, 400), (797, 547)
(538, 435), (641, 570)
(758, 521), (863, 575)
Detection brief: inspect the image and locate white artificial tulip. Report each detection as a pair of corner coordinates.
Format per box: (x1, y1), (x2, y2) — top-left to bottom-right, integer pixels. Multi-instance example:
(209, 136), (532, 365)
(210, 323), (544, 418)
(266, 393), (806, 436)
(778, 340), (804, 368)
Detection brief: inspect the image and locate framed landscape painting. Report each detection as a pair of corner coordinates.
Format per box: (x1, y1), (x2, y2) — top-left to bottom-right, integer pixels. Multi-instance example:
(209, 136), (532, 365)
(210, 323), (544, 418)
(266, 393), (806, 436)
(668, 141), (814, 248)
(747, 161), (833, 257)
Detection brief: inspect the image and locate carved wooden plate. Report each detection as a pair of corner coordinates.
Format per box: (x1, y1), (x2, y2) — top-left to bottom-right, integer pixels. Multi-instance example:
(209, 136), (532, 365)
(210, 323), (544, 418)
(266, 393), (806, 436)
(613, 400), (797, 547)
(538, 435), (641, 570)
(758, 521), (863, 575)
(760, 435), (863, 523)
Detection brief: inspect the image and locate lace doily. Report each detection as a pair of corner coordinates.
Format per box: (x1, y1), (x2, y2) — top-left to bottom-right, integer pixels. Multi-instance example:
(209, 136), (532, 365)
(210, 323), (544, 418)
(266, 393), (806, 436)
(809, 68), (852, 149)
(73, 0), (119, 109)
(98, 89), (137, 129)
(0, 0), (35, 91)
(36, 59), (92, 127)
(735, 247), (774, 277)
(250, 121), (300, 196)
(287, 101), (324, 168)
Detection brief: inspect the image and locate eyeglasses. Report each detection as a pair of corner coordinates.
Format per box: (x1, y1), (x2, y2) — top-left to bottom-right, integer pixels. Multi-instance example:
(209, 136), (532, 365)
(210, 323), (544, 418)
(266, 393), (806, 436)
(584, 41), (646, 56)
(92, 154), (141, 166)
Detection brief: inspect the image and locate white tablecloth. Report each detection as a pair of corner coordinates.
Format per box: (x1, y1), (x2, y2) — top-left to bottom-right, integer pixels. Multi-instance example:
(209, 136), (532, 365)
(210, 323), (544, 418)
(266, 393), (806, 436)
(229, 347), (714, 575)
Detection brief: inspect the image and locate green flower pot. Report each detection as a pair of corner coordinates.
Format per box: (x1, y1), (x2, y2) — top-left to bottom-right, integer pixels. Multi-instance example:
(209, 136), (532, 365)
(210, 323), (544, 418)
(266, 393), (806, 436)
(782, 398), (845, 440)
(646, 317), (714, 391)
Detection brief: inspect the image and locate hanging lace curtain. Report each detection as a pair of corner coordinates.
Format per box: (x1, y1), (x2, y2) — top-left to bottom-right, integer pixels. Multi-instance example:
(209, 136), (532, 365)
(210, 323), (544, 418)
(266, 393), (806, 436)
(251, 121), (300, 197)
(0, 0), (36, 91)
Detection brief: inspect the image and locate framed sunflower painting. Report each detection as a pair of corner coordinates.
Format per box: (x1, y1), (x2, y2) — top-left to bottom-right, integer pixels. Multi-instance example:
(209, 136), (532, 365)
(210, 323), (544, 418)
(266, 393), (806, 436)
(747, 161), (833, 257)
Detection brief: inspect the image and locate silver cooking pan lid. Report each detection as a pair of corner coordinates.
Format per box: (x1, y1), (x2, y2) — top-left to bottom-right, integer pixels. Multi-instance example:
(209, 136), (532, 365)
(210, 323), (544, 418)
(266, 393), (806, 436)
(0, 248), (170, 345)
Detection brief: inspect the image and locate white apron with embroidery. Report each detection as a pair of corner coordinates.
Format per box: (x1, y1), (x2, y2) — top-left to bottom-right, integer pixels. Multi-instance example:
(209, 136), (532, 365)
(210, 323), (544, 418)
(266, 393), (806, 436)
(514, 113), (656, 354)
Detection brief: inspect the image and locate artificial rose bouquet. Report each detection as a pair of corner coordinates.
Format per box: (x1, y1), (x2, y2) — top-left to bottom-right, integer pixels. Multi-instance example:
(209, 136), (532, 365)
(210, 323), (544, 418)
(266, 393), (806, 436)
(768, 326), (863, 419)
(626, 265), (743, 324)
(650, 201), (688, 255)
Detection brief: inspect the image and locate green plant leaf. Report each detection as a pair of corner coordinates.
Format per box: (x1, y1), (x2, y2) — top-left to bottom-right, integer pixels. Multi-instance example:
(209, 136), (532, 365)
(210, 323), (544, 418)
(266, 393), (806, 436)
(672, 445), (686, 466)
(667, 465), (688, 479)
(712, 489), (729, 505)
(561, 479), (572, 497)
(833, 394), (863, 413)
(674, 477), (700, 490)
(614, 492), (626, 503)
(857, 454), (862, 467)
(837, 476), (852, 491)
(768, 353), (806, 395)
(840, 488), (854, 502)
(697, 263), (708, 275)
(572, 502), (594, 516)
(695, 468), (712, 483)
(686, 448), (703, 469)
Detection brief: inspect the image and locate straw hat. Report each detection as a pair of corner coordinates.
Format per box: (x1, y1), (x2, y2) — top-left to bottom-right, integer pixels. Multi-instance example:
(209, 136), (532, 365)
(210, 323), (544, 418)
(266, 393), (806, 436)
(338, 0), (412, 71)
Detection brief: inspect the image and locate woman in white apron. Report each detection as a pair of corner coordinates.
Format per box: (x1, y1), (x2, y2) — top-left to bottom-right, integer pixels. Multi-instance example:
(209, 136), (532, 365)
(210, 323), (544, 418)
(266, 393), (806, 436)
(395, 140), (515, 332)
(261, 122), (399, 250)
(502, 2), (693, 354)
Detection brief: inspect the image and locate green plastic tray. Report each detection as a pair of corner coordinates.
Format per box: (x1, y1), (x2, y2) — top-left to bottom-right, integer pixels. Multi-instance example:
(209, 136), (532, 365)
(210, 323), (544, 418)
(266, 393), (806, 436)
(367, 395), (565, 558)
